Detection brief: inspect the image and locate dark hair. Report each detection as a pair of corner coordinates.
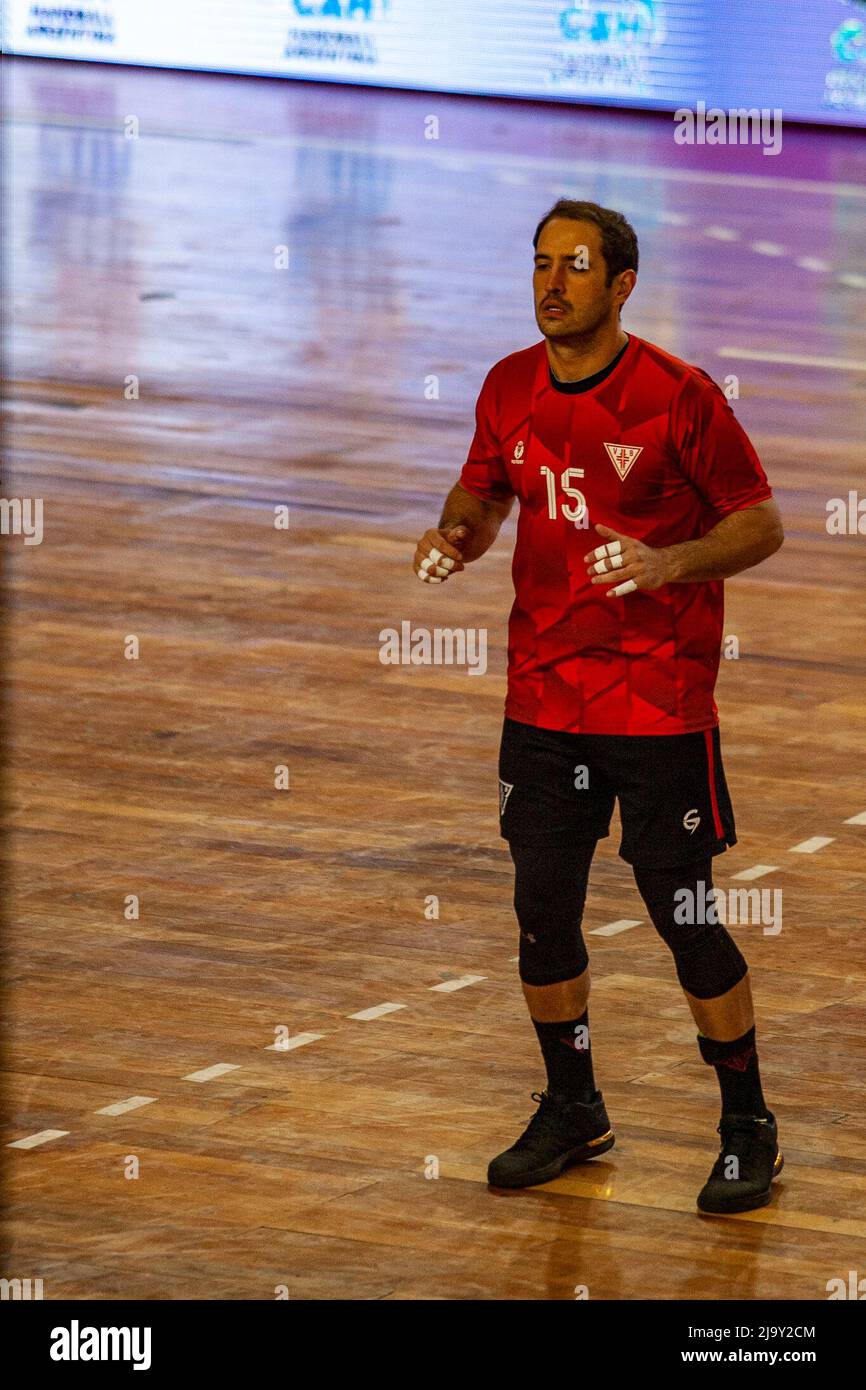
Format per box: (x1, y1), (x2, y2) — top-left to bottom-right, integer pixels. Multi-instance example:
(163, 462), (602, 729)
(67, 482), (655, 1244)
(532, 200), (638, 283)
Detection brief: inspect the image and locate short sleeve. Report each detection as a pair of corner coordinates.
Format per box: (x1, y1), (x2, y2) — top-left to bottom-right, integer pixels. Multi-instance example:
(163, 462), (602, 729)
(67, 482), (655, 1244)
(673, 371), (772, 518)
(458, 367), (515, 504)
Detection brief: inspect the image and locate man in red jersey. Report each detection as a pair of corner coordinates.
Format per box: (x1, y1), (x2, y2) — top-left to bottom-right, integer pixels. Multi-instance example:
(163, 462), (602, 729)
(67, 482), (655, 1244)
(412, 201), (785, 1214)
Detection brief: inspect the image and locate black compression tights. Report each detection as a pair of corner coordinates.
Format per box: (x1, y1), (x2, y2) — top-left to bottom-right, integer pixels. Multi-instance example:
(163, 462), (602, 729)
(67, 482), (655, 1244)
(509, 839), (748, 999)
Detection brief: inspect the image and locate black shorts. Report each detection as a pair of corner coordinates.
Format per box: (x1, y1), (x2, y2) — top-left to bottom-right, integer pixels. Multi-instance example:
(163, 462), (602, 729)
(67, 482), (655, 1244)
(498, 716), (736, 868)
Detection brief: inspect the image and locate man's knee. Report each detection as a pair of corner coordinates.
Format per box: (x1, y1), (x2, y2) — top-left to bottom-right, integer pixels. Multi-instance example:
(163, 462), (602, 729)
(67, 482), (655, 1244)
(632, 859), (748, 1000)
(509, 838), (594, 987)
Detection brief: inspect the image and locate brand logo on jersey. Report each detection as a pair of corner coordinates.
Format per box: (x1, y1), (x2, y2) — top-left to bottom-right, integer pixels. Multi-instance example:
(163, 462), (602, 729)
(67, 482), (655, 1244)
(604, 442), (643, 481)
(499, 779), (514, 815)
(510, 440), (525, 465)
(683, 808), (701, 834)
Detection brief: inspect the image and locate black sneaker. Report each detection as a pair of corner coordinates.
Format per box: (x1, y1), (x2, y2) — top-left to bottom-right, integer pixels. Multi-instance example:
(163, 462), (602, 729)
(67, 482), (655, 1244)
(697, 1112), (784, 1214)
(487, 1089), (614, 1189)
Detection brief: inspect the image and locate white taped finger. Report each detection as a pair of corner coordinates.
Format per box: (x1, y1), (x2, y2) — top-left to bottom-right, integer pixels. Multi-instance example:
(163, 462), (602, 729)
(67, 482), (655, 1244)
(609, 578), (637, 597)
(592, 558), (608, 574)
(429, 547), (443, 564)
(610, 552), (624, 569)
(418, 569), (443, 583)
(439, 555), (456, 571)
(421, 556), (449, 576)
(591, 540), (622, 561)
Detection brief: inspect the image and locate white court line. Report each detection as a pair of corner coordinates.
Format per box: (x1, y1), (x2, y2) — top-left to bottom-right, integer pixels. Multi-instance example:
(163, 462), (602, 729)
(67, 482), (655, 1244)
(732, 865), (778, 881)
(789, 837), (835, 854)
(838, 273), (866, 289)
(429, 975), (486, 993)
(589, 919), (643, 937)
(718, 348), (866, 371)
(8, 1129), (70, 1149)
(704, 225), (739, 240)
(18, 117), (866, 199)
(182, 1063), (241, 1083)
(265, 1032), (325, 1052)
(844, 811), (866, 826)
(95, 1096), (157, 1116)
(348, 1002), (406, 1021)
(751, 240), (787, 256)
(796, 256), (832, 272)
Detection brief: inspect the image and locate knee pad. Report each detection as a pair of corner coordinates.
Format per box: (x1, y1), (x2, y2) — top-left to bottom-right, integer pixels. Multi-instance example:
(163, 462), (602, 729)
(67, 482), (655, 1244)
(508, 837), (594, 987)
(633, 860), (748, 1000)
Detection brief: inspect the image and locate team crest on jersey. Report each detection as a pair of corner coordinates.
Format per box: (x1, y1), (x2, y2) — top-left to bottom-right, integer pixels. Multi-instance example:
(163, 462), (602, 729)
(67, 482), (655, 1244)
(604, 442), (643, 481)
(510, 440), (525, 465)
(499, 779), (514, 815)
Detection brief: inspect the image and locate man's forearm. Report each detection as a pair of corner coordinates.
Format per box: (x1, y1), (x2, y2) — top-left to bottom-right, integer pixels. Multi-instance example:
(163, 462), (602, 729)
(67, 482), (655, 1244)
(662, 500), (784, 583)
(439, 481), (514, 562)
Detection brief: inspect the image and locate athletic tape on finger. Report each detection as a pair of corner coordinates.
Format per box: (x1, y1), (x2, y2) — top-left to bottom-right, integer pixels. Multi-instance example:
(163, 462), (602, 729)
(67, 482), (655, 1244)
(422, 556), (450, 576)
(591, 540), (622, 561)
(428, 548), (456, 572)
(609, 578), (637, 597)
(592, 558), (608, 574)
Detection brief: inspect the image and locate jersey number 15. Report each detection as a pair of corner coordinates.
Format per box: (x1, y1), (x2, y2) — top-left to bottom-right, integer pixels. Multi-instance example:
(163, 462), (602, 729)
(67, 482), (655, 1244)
(540, 466), (588, 526)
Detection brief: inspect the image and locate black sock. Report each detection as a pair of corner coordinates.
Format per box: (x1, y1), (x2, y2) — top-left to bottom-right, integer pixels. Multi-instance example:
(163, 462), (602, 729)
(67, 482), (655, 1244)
(698, 1026), (770, 1119)
(532, 1009), (597, 1103)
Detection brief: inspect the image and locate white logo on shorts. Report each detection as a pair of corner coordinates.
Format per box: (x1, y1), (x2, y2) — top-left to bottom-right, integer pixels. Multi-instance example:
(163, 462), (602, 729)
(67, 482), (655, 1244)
(499, 779), (514, 815)
(683, 808), (701, 833)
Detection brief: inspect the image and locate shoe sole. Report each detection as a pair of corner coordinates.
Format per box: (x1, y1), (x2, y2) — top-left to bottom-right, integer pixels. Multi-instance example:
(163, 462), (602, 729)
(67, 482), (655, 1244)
(487, 1129), (615, 1189)
(697, 1150), (784, 1215)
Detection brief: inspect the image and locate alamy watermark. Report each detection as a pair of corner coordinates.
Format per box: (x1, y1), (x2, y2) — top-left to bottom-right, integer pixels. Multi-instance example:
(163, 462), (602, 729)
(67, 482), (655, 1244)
(1, 1276), (44, 1299)
(827, 1270), (866, 1299)
(675, 881), (782, 937)
(674, 101), (783, 156)
(826, 491), (866, 535)
(50, 1321), (151, 1369)
(1, 497), (43, 544)
(379, 621), (487, 676)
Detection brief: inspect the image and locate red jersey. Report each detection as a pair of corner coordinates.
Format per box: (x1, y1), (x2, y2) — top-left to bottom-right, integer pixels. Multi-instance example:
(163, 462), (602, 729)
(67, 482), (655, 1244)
(459, 334), (773, 735)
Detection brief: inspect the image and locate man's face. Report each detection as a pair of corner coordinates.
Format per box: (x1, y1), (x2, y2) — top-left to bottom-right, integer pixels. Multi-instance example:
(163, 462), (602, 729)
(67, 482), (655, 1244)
(533, 218), (622, 340)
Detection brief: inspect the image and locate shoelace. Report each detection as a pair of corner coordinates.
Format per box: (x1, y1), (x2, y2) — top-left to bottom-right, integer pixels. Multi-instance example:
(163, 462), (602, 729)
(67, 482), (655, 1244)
(711, 1118), (773, 1172)
(516, 1090), (557, 1145)
(518, 1089), (589, 1149)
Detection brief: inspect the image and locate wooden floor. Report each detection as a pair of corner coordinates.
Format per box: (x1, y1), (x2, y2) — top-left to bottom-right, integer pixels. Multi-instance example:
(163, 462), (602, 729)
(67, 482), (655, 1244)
(3, 57), (866, 1301)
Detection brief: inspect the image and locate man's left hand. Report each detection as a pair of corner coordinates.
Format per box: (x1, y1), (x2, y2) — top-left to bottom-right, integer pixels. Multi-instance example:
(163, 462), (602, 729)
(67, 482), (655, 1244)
(584, 523), (673, 597)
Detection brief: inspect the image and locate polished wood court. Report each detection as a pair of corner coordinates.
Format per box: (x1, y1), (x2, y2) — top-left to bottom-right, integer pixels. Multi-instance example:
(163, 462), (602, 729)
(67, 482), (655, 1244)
(3, 56), (866, 1300)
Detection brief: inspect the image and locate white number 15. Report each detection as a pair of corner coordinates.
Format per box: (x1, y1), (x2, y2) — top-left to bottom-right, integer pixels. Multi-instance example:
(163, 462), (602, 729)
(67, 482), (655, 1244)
(540, 466), (587, 524)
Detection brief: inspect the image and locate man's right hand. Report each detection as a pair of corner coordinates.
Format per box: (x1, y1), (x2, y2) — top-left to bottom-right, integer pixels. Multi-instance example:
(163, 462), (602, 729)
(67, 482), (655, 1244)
(412, 525), (469, 584)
